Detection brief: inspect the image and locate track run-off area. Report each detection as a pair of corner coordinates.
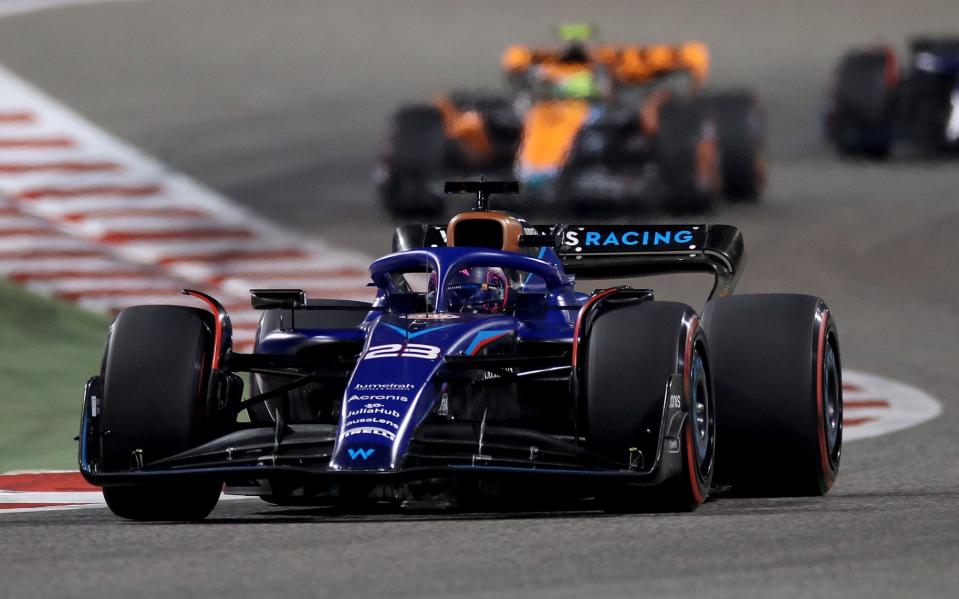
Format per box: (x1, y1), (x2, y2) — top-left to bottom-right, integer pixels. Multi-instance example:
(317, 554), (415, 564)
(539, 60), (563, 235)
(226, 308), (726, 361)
(0, 2), (956, 599)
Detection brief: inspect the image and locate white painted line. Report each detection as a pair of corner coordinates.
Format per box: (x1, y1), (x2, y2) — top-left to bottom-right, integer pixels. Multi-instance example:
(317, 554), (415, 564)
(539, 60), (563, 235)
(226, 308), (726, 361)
(0, 148), (105, 163)
(25, 277), (180, 293)
(0, 490), (246, 516)
(0, 216), (50, 230)
(75, 295), (206, 312)
(0, 504), (106, 515)
(0, 236), (90, 251)
(220, 275), (372, 291)
(0, 257), (123, 272)
(0, 491), (104, 504)
(66, 216), (235, 233)
(170, 258), (370, 282)
(214, 259), (367, 274)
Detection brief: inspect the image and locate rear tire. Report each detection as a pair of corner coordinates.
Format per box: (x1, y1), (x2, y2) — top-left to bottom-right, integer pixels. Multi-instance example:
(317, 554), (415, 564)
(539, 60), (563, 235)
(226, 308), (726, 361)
(381, 105), (446, 219)
(99, 306), (222, 520)
(830, 49), (896, 158)
(584, 300), (715, 512)
(656, 99), (721, 214)
(707, 92), (766, 201)
(702, 294), (841, 496)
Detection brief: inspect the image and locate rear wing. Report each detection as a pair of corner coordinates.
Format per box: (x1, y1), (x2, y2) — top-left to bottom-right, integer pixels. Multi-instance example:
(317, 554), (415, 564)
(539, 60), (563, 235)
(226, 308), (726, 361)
(501, 42), (709, 83)
(392, 223), (744, 299)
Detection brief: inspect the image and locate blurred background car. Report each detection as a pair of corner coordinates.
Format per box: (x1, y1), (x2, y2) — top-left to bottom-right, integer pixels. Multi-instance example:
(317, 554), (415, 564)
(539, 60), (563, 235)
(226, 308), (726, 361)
(377, 24), (765, 218)
(826, 36), (959, 158)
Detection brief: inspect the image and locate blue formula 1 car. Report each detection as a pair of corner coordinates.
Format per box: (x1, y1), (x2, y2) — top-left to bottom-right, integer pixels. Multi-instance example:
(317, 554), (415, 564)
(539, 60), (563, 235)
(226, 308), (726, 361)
(79, 181), (843, 520)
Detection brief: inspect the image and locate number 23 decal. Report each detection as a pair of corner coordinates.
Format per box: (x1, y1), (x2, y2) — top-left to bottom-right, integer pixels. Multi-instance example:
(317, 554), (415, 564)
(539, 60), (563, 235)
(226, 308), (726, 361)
(364, 343), (441, 360)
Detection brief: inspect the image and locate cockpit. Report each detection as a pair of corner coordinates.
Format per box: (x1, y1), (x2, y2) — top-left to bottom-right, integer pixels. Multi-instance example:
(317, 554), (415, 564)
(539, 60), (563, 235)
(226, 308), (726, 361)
(371, 208), (567, 315)
(377, 259), (548, 315)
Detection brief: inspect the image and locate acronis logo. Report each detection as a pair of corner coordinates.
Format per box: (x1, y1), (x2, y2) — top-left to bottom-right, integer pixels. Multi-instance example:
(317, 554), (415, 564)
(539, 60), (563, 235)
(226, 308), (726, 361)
(564, 229), (695, 247)
(347, 448), (375, 461)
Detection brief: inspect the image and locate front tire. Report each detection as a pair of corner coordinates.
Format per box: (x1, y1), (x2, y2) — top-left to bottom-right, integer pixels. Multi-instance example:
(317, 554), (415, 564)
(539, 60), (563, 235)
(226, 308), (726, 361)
(99, 306), (222, 520)
(584, 299), (715, 512)
(103, 483), (221, 522)
(703, 294), (841, 496)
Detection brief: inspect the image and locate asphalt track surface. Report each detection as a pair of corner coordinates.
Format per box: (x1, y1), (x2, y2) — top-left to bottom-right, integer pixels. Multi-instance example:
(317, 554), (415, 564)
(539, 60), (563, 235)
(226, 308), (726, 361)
(0, 1), (957, 597)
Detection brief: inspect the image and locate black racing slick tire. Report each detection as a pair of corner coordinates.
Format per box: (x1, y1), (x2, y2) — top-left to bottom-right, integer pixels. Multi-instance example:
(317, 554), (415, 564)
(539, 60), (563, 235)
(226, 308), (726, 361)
(584, 299), (715, 512)
(830, 49), (896, 158)
(99, 306), (221, 521)
(656, 99), (721, 214)
(381, 104), (446, 219)
(702, 294), (842, 496)
(707, 92), (766, 201)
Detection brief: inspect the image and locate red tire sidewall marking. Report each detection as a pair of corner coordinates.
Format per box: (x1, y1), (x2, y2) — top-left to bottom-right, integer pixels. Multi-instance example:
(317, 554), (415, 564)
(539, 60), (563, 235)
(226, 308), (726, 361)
(882, 46), (899, 88)
(685, 423), (705, 505)
(815, 308), (835, 488)
(683, 315), (705, 505)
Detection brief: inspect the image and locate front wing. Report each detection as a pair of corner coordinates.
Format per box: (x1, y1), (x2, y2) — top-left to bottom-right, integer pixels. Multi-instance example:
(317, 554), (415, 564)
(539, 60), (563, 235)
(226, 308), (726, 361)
(78, 383), (689, 494)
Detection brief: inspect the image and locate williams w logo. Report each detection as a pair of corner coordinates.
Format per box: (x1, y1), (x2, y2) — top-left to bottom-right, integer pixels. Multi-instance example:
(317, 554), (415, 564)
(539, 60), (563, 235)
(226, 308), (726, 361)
(347, 448), (375, 461)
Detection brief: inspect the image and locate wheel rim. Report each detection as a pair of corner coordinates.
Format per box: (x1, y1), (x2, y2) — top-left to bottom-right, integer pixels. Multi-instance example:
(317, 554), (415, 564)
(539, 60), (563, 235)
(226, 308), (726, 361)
(690, 349), (714, 474)
(822, 340), (842, 464)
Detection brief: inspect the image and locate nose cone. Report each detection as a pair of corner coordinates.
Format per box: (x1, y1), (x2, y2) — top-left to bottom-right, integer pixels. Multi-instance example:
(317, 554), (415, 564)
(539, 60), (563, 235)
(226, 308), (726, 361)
(330, 387), (418, 471)
(334, 426), (396, 471)
(517, 100), (591, 177)
(330, 315), (517, 472)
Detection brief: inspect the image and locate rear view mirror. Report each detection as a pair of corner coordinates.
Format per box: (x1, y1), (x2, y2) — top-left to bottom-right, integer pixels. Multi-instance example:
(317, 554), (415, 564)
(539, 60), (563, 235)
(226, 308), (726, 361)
(388, 292), (429, 314)
(512, 292), (548, 310)
(250, 289), (307, 310)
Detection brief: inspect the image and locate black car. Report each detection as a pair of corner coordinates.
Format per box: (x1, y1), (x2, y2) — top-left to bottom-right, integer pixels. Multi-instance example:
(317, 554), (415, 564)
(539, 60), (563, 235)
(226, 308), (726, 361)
(826, 36), (959, 157)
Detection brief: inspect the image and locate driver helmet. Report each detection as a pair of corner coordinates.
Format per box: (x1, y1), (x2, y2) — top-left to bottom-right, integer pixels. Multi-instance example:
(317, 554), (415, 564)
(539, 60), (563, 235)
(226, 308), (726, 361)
(556, 69), (598, 99)
(445, 267), (509, 313)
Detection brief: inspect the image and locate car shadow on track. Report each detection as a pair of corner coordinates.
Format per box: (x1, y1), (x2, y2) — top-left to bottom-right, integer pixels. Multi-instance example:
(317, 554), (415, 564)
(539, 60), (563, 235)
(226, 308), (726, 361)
(202, 504), (615, 525)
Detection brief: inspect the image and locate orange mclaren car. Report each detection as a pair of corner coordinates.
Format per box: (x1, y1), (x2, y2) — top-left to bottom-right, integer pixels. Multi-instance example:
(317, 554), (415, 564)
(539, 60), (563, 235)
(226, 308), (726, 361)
(378, 31), (765, 218)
